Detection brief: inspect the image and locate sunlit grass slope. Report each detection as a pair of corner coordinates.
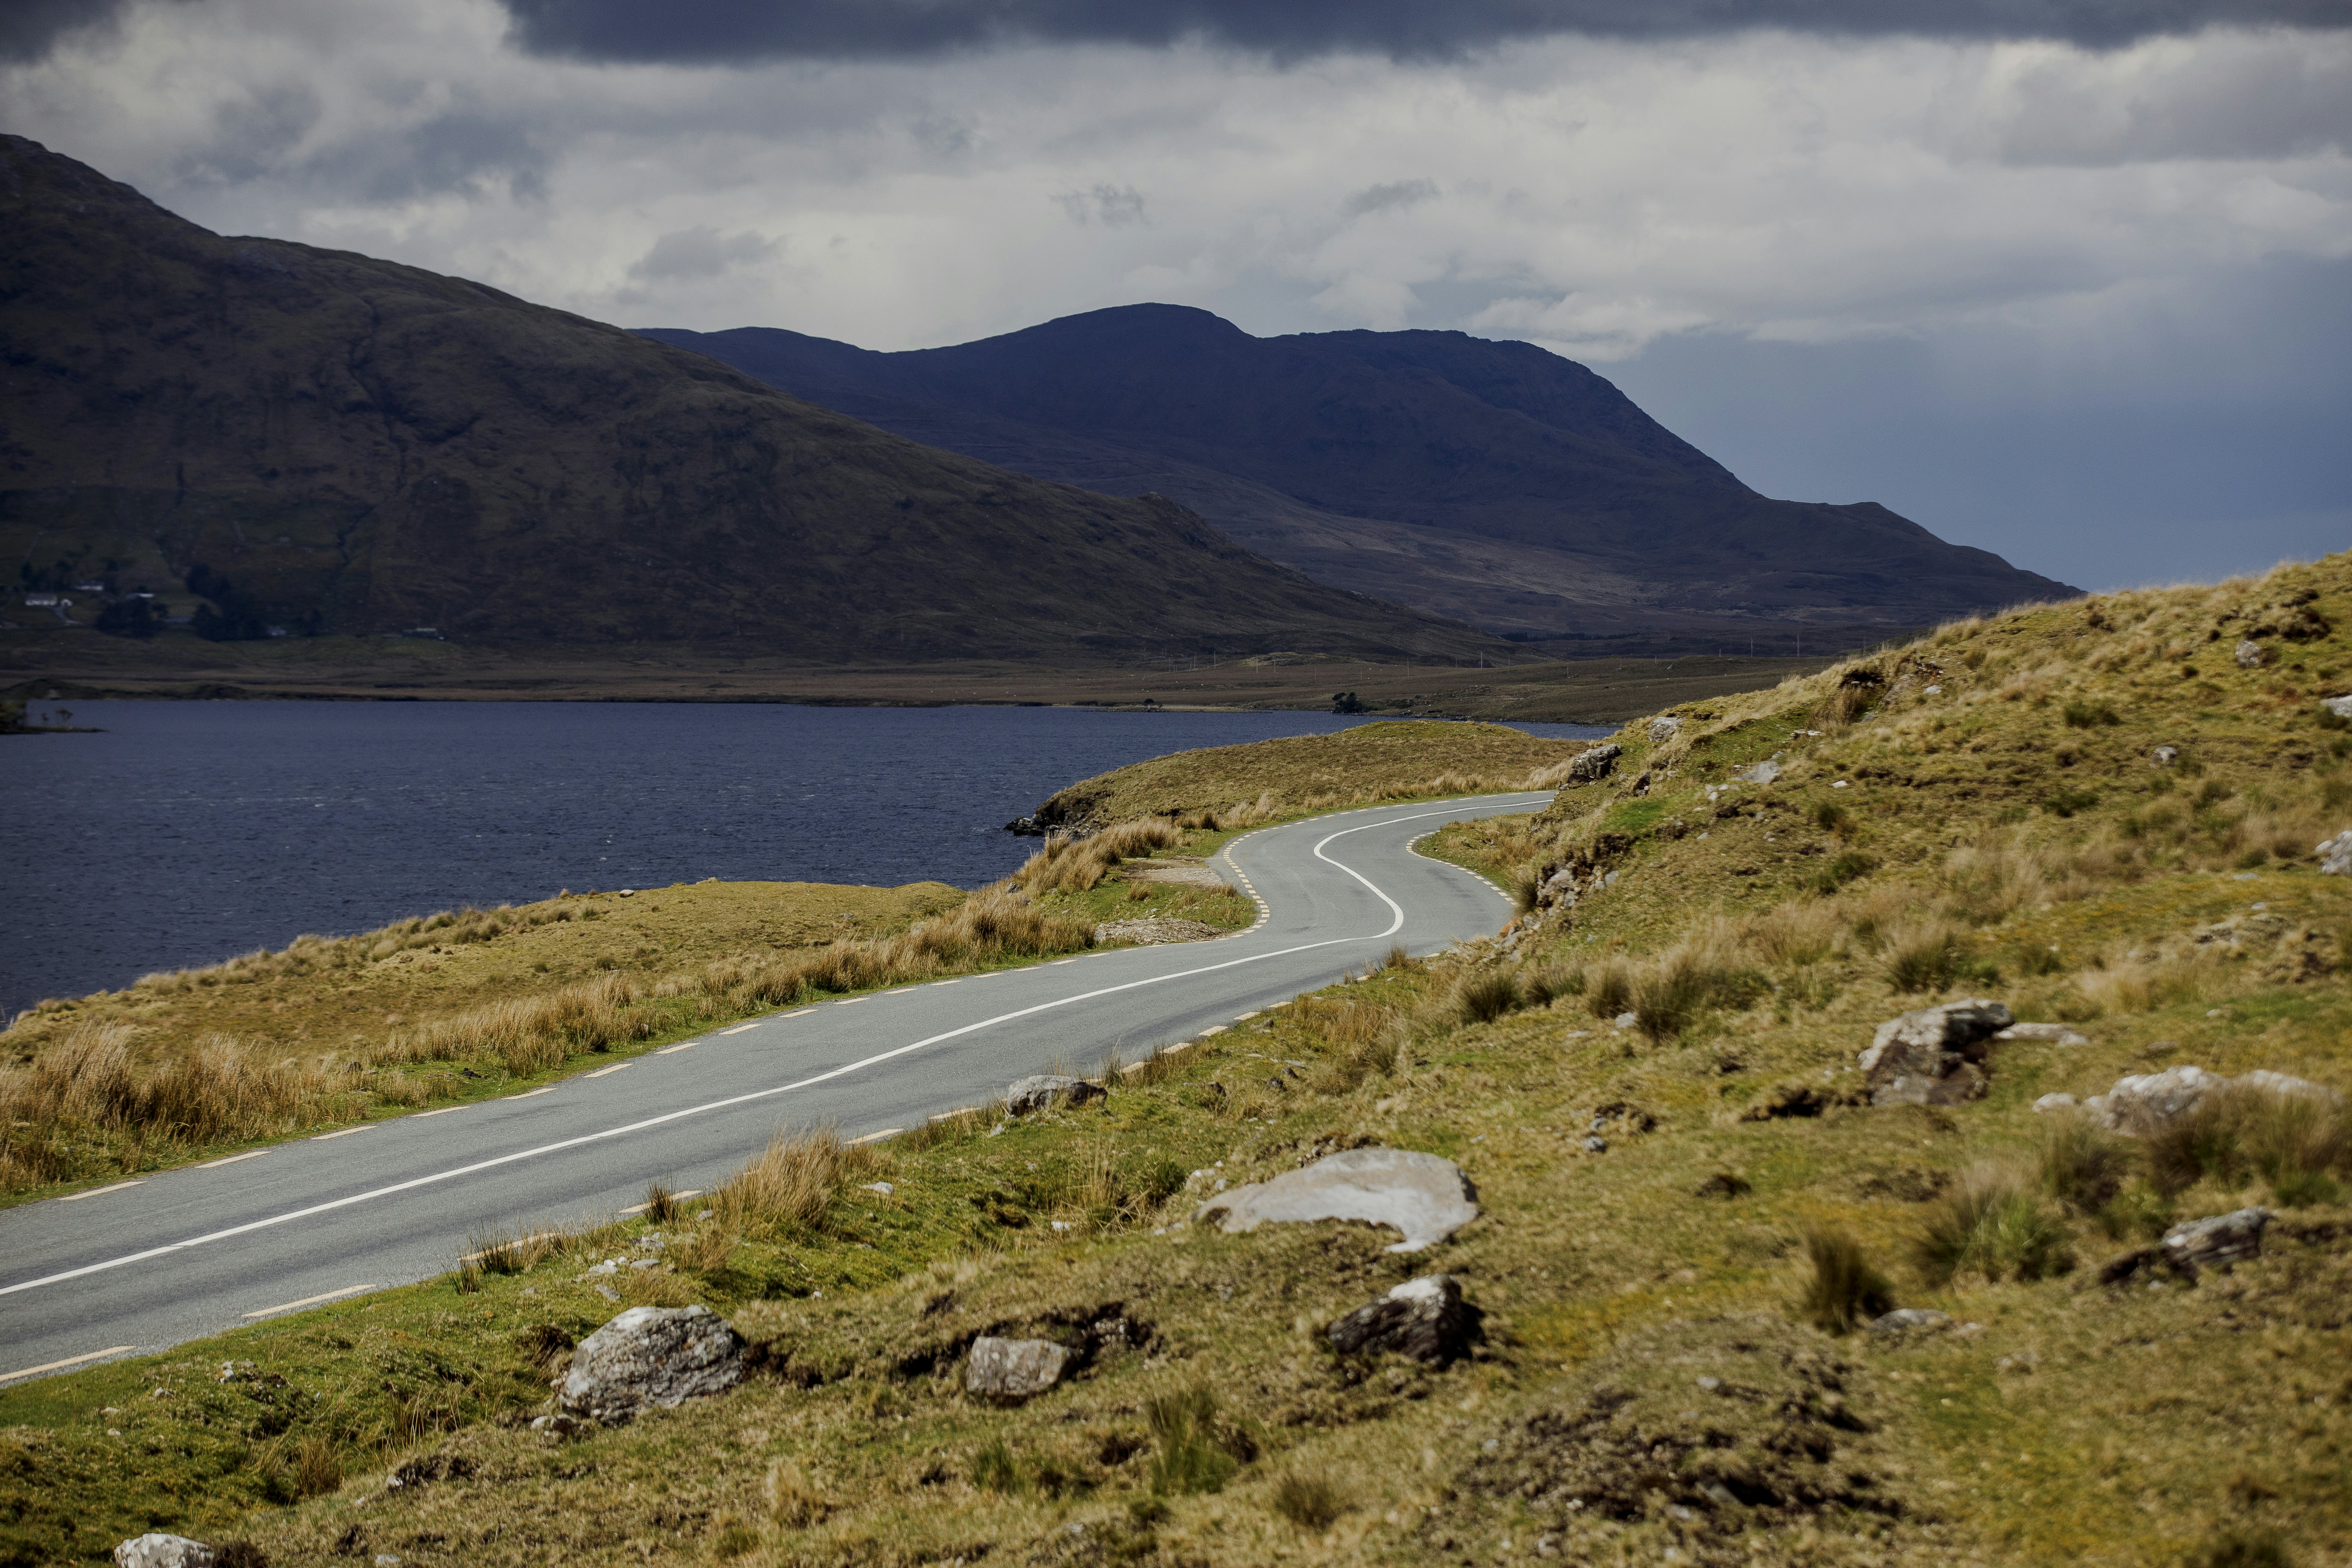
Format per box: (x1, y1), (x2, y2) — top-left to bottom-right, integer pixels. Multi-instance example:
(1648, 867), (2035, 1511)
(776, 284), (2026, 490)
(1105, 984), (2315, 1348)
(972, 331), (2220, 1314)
(5, 557), (2352, 1567)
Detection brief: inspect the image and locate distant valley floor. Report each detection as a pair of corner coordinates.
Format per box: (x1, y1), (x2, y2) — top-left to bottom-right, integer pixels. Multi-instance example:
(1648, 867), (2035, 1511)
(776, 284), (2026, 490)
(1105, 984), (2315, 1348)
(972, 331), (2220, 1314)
(0, 632), (1843, 725)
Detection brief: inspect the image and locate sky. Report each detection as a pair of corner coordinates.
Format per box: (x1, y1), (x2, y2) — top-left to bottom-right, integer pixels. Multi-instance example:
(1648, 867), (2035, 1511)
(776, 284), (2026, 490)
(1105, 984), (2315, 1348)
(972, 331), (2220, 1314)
(4, 0), (2349, 594)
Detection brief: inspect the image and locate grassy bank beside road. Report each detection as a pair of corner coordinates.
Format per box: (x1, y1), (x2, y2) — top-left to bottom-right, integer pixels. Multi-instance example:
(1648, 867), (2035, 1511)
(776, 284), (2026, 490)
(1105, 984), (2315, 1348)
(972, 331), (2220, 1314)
(6, 557), (2352, 1566)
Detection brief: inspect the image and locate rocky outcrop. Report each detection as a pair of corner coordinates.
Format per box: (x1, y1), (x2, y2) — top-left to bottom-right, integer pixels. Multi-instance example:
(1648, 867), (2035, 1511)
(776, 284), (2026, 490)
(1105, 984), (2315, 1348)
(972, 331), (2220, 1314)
(1992, 1022), (2089, 1046)
(559, 1305), (745, 1423)
(1327, 1274), (1480, 1364)
(115, 1538), (214, 1568)
(1006, 1074), (1107, 1114)
(1648, 715), (1683, 746)
(1093, 916), (1227, 946)
(965, 1336), (1071, 1401)
(1567, 744), (1622, 783)
(1195, 1147), (1478, 1254)
(1867, 1309), (1950, 1335)
(1856, 1000), (2013, 1106)
(2318, 829), (2352, 875)
(2064, 1065), (2340, 1135)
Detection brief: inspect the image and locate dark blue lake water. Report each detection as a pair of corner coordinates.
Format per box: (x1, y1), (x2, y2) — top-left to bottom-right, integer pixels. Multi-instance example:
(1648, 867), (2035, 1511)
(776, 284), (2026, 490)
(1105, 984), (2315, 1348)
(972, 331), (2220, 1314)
(1, 701), (1606, 1018)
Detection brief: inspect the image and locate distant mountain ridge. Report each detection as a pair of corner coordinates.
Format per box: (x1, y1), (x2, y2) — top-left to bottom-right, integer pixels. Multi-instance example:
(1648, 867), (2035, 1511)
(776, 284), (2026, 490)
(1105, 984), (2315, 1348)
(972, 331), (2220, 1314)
(0, 138), (1496, 664)
(643, 307), (2077, 650)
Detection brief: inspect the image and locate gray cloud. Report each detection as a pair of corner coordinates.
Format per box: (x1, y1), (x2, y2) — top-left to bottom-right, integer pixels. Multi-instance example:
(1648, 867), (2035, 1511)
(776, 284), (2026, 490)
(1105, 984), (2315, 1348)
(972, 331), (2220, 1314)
(497, 0), (2352, 65)
(628, 225), (780, 281)
(1054, 183), (1147, 225)
(1343, 178), (1438, 216)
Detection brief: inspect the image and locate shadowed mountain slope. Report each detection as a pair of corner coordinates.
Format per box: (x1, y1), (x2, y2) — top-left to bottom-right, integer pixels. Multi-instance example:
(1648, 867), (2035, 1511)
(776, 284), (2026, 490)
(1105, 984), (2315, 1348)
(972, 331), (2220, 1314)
(0, 138), (1498, 663)
(644, 307), (2078, 651)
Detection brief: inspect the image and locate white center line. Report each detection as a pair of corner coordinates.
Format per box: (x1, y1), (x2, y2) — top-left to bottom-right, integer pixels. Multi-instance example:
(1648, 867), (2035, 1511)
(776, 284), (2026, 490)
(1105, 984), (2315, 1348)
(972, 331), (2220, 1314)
(0, 795), (1545, 1303)
(584, 1062), (632, 1079)
(193, 1151), (269, 1169)
(0, 1345), (137, 1384)
(241, 1283), (379, 1319)
(59, 1180), (144, 1202)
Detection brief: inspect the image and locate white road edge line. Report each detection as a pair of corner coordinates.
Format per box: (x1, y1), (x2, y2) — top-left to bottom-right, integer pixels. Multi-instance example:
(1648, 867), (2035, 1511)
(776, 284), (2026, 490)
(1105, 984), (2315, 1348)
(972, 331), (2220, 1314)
(0, 1345), (137, 1383)
(59, 1180), (144, 1201)
(583, 1062), (632, 1079)
(194, 1151), (270, 1168)
(241, 1283), (379, 1319)
(0, 795), (1544, 1302)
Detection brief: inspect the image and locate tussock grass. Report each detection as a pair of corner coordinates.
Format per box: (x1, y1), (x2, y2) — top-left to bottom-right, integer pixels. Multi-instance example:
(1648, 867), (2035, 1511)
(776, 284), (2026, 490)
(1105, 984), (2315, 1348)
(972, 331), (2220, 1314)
(1270, 1468), (1351, 1529)
(712, 1128), (886, 1239)
(1147, 1387), (1243, 1496)
(2145, 1082), (2351, 1203)
(1794, 1226), (1894, 1334)
(1450, 971), (1522, 1024)
(1912, 1165), (2073, 1284)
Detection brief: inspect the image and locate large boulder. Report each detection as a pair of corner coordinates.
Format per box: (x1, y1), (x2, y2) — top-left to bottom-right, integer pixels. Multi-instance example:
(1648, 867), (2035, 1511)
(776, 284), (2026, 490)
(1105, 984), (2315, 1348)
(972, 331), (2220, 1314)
(1857, 999), (2013, 1106)
(559, 1304), (745, 1423)
(1648, 715), (1683, 746)
(1327, 1274), (1479, 1364)
(1006, 1074), (1106, 1114)
(2163, 1208), (2271, 1272)
(1195, 1147), (1478, 1254)
(965, 1336), (1070, 1401)
(2318, 829), (2352, 875)
(115, 1538), (213, 1568)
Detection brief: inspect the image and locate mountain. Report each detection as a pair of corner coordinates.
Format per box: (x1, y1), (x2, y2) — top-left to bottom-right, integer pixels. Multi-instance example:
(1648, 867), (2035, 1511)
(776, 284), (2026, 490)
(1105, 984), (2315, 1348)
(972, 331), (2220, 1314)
(0, 137), (1499, 664)
(642, 307), (2078, 650)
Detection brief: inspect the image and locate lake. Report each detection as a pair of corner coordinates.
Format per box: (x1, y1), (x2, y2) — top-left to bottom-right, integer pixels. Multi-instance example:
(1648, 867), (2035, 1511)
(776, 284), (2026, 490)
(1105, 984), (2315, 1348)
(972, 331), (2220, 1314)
(1, 701), (1607, 1018)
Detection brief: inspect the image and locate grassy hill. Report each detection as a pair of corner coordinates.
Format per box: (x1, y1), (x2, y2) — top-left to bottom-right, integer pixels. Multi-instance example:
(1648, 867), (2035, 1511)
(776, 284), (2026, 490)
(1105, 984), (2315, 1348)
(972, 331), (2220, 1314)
(0, 138), (1495, 667)
(3, 558), (2349, 1567)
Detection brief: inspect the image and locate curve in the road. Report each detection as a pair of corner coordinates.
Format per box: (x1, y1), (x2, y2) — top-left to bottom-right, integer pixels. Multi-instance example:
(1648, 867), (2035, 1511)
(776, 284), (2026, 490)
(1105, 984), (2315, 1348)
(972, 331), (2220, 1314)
(0, 793), (1542, 1379)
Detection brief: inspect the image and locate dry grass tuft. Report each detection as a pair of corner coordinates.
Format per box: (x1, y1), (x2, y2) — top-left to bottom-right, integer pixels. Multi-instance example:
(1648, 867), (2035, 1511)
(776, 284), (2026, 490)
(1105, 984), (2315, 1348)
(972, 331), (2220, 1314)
(712, 1128), (885, 1239)
(1912, 1164), (2073, 1284)
(1270, 1468), (1352, 1529)
(1794, 1226), (1894, 1334)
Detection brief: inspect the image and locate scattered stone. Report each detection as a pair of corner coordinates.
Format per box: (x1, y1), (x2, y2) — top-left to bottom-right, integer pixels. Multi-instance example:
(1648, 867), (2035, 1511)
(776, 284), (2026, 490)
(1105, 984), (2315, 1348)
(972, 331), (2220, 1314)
(1583, 1135), (1608, 1153)
(2163, 1207), (2271, 1272)
(1857, 999), (2013, 1106)
(528, 1413), (583, 1438)
(559, 1305), (745, 1423)
(1733, 758), (1780, 785)
(1867, 1309), (1951, 1335)
(1649, 715), (1684, 745)
(1993, 1022), (2090, 1046)
(965, 1336), (1070, 1402)
(1327, 1274), (1480, 1365)
(2152, 745), (2180, 766)
(1567, 744), (1622, 783)
(1611, 1011), (1636, 1029)
(2032, 1093), (2079, 1114)
(2317, 830), (2352, 876)
(2327, 695), (2352, 720)
(1006, 1074), (1107, 1114)
(861, 1181), (893, 1196)
(1195, 1147), (1479, 1254)
(2082, 1066), (2339, 1135)
(1092, 916), (1226, 946)
(115, 1537), (214, 1568)
(2234, 639), (2267, 668)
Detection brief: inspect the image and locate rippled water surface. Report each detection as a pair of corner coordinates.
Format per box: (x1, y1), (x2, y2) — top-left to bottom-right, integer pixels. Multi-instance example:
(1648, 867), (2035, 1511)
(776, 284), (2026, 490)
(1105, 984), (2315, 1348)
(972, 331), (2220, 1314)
(2, 701), (1607, 1016)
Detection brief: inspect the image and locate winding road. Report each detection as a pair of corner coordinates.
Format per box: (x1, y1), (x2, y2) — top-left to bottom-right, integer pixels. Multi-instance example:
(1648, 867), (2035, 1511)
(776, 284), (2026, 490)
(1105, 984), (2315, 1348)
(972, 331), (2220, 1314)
(0, 793), (1544, 1383)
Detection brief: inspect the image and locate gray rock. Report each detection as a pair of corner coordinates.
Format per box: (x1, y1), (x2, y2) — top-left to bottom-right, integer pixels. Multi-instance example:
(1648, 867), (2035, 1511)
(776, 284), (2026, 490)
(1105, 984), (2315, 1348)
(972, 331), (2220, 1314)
(965, 1336), (1070, 1401)
(1734, 758), (1781, 785)
(1994, 1022), (2089, 1046)
(1195, 1147), (1479, 1254)
(1649, 715), (1684, 746)
(2317, 830), (2352, 876)
(2081, 1065), (2224, 1133)
(2327, 695), (2352, 720)
(1867, 1309), (1951, 1334)
(1858, 999), (2012, 1106)
(2235, 638), (2267, 668)
(1327, 1274), (1478, 1364)
(2152, 745), (2180, 766)
(2032, 1093), (2080, 1114)
(559, 1304), (744, 1423)
(1567, 744), (1622, 783)
(115, 1537), (214, 1568)
(2163, 1207), (2271, 1271)
(1006, 1074), (1107, 1114)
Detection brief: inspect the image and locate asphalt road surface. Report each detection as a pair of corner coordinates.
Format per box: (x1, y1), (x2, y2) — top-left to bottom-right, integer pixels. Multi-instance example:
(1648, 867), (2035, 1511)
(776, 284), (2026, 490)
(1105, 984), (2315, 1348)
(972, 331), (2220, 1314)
(0, 793), (1543, 1383)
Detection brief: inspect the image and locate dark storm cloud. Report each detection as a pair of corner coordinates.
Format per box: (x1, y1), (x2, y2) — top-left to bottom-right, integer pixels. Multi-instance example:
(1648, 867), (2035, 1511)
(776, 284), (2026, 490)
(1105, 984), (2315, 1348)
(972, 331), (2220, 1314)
(498, 0), (2352, 65)
(0, 0), (162, 61)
